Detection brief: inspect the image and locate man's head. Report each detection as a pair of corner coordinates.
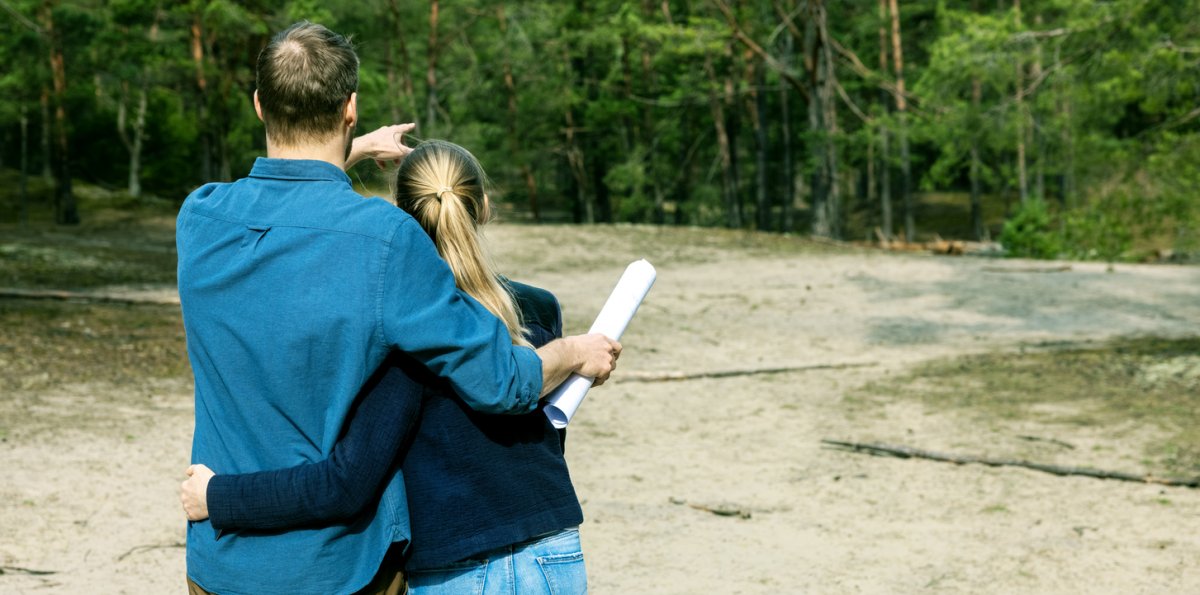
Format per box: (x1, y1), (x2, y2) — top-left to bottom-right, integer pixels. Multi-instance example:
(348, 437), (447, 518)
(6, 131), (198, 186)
(255, 22), (359, 148)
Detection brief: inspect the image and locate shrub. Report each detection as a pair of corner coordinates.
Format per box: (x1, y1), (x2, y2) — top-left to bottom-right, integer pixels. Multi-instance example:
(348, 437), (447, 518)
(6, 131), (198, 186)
(1062, 207), (1134, 263)
(999, 199), (1061, 259)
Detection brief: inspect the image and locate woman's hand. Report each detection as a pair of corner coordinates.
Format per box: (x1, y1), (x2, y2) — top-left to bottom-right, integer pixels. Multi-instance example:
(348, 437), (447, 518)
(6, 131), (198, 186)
(180, 464), (215, 521)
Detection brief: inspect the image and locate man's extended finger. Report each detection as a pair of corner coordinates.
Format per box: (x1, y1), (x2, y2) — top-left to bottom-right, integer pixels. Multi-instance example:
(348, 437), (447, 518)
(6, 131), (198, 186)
(186, 465), (195, 477)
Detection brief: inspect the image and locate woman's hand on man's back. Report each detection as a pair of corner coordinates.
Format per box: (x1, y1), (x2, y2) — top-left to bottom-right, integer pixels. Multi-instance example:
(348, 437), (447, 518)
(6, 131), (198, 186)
(181, 464), (216, 521)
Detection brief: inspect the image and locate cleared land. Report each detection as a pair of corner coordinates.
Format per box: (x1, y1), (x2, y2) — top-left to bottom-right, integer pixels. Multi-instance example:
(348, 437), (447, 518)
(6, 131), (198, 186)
(1, 219), (1198, 594)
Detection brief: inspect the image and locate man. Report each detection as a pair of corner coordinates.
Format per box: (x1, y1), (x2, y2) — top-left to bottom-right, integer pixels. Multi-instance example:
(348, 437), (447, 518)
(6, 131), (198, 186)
(177, 22), (619, 595)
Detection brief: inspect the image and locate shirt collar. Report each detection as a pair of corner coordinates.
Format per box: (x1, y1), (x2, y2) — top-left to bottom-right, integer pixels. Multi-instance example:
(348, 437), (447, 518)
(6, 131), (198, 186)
(248, 157), (352, 185)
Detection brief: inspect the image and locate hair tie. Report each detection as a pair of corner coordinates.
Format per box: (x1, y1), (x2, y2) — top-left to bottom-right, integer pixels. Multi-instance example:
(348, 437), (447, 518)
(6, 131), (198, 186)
(436, 186), (454, 200)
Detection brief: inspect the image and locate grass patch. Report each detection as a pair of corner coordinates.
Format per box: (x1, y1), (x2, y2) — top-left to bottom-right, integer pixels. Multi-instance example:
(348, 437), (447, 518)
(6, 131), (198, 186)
(0, 173), (179, 289)
(0, 299), (189, 391)
(856, 337), (1200, 476)
(0, 216), (177, 290)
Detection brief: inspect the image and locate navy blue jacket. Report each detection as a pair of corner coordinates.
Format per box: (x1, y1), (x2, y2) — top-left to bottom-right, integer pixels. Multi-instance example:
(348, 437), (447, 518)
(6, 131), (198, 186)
(207, 281), (583, 570)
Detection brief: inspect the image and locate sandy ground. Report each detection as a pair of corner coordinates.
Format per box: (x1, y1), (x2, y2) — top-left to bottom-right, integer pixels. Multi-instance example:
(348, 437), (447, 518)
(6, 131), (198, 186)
(2, 223), (1199, 594)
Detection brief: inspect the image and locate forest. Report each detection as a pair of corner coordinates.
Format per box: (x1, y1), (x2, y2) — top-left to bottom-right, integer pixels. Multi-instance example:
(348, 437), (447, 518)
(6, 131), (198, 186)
(1, 0), (1197, 261)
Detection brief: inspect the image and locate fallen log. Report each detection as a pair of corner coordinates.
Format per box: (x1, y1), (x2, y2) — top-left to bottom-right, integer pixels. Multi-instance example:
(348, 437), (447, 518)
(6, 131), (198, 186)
(981, 265), (1072, 273)
(0, 287), (179, 306)
(821, 439), (1200, 488)
(621, 362), (876, 383)
(0, 565), (57, 576)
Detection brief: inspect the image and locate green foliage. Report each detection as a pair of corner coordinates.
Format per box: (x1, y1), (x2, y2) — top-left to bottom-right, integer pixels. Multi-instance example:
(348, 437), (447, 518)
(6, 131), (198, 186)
(999, 199), (1061, 259)
(1145, 133), (1200, 256)
(0, 0), (1195, 241)
(1062, 204), (1133, 263)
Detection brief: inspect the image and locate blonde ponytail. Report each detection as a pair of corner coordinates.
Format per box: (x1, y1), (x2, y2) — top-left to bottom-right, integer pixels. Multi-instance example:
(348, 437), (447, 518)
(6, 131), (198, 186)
(394, 140), (531, 348)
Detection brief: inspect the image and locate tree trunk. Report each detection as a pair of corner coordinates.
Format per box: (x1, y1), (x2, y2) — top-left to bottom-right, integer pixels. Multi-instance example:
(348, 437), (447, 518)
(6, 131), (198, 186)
(563, 105), (591, 223)
(866, 129), (875, 237)
(40, 88), (52, 181)
(497, 6), (540, 222)
(1013, 0), (1029, 204)
(888, 0), (912, 241)
(675, 101), (694, 226)
(1032, 13), (1046, 201)
(426, 0), (440, 136)
(619, 36), (636, 156)
(780, 31), (795, 233)
(671, 0), (694, 225)
(387, 0), (417, 121)
(117, 81), (149, 198)
(593, 154), (612, 223)
(562, 47), (592, 224)
(705, 53), (739, 230)
(384, 37), (399, 123)
(818, 2), (841, 239)
(805, 1), (829, 238)
(20, 108), (30, 227)
(877, 0), (892, 240)
(41, 0), (78, 225)
(724, 44), (743, 229)
(207, 19), (233, 183)
(750, 63), (770, 231)
(190, 14), (212, 183)
(1059, 44), (1075, 209)
(215, 89), (231, 182)
(970, 77), (985, 241)
(642, 0), (665, 224)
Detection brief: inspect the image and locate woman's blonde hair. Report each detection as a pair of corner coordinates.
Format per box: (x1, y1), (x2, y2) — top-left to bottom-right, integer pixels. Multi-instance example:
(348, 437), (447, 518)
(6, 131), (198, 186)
(393, 140), (531, 347)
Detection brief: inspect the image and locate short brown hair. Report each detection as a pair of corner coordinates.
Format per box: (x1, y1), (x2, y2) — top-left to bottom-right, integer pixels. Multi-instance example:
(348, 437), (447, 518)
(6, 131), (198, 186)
(256, 22), (358, 145)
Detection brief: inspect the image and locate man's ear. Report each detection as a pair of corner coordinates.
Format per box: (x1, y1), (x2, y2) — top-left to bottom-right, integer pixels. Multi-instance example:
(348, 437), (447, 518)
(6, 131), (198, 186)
(344, 93), (358, 129)
(253, 90), (265, 123)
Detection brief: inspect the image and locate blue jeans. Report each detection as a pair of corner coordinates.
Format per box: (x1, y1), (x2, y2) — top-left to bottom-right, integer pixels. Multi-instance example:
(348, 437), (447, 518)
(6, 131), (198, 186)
(406, 528), (587, 595)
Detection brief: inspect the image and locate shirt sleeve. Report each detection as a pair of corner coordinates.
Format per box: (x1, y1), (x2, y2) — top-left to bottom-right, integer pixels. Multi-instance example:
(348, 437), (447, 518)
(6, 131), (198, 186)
(207, 359), (423, 530)
(379, 219), (542, 415)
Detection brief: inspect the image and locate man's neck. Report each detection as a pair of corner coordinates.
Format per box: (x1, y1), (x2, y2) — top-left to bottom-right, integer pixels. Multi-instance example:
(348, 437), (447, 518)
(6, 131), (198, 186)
(265, 137), (347, 170)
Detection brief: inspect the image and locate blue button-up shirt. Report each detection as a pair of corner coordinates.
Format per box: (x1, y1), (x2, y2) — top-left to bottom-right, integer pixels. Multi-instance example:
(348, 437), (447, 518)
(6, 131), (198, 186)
(177, 158), (542, 595)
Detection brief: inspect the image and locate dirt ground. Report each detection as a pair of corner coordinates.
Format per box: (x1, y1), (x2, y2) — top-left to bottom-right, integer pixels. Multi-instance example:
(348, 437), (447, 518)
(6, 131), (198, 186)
(1, 223), (1198, 594)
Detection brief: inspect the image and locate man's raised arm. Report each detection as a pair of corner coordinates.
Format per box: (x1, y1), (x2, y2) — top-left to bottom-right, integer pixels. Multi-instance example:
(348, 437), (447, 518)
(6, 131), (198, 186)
(346, 123), (417, 170)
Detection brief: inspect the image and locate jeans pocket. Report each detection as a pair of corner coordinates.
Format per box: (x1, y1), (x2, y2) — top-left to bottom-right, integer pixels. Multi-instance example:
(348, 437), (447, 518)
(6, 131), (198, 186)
(535, 550), (587, 595)
(407, 558), (489, 595)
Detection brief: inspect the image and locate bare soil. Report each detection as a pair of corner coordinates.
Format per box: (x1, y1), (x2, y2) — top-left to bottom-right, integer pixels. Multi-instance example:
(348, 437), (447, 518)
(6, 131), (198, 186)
(1, 222), (1198, 594)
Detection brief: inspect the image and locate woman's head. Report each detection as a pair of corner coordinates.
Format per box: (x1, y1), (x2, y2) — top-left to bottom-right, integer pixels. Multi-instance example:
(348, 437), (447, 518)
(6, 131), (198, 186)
(394, 140), (491, 234)
(394, 140), (529, 346)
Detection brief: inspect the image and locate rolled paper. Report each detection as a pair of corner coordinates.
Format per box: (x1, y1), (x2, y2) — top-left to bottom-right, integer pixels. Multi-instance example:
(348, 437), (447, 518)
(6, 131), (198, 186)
(544, 259), (657, 428)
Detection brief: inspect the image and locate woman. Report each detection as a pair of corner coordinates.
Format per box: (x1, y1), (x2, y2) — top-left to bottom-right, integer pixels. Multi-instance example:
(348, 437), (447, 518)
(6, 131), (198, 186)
(181, 140), (597, 594)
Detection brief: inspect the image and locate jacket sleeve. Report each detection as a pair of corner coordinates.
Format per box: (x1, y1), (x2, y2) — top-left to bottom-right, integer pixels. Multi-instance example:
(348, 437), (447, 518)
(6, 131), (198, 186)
(206, 360), (423, 530)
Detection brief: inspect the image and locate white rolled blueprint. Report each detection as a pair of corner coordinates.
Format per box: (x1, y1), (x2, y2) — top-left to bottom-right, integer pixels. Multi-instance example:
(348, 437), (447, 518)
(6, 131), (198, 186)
(544, 259), (657, 428)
